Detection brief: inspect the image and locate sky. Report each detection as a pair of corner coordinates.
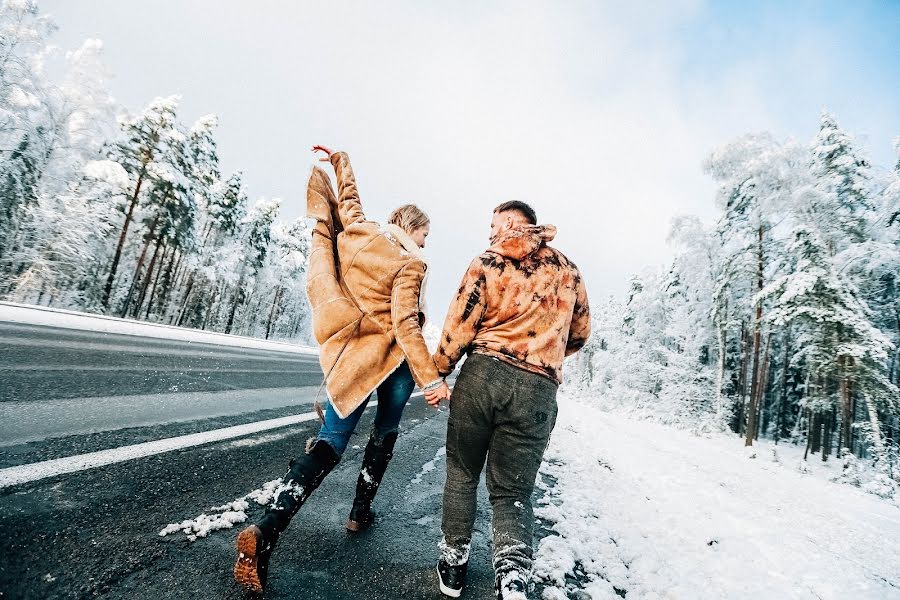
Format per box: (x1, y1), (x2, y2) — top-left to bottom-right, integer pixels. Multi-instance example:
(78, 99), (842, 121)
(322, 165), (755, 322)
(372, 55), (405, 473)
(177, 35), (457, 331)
(41, 0), (900, 320)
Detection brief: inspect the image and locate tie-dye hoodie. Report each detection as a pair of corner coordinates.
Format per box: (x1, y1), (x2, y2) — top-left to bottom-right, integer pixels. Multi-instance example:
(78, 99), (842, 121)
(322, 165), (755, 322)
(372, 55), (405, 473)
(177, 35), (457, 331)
(434, 224), (591, 384)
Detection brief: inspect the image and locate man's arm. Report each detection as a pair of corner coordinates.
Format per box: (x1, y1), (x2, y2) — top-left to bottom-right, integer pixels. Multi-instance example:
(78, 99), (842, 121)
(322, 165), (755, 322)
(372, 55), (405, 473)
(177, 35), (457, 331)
(391, 261), (442, 390)
(565, 270), (591, 356)
(433, 258), (488, 376)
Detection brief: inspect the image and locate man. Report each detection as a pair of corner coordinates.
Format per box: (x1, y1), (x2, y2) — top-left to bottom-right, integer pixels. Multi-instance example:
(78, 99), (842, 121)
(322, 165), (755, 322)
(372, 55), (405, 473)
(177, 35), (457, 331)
(430, 201), (590, 599)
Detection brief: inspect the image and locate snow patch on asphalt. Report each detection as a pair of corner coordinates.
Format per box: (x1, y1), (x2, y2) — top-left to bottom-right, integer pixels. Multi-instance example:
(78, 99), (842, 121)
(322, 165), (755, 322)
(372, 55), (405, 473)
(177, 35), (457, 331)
(411, 445), (446, 485)
(159, 478), (283, 541)
(532, 395), (900, 599)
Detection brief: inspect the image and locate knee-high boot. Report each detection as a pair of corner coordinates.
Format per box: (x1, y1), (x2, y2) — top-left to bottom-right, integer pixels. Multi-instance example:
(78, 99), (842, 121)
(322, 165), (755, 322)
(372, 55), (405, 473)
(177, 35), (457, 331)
(346, 431), (398, 532)
(234, 440), (340, 592)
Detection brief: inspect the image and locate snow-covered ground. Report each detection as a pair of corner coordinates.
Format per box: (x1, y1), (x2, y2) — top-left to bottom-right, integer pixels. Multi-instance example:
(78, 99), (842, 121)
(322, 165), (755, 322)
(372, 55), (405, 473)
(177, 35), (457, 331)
(534, 395), (900, 600)
(0, 301), (316, 354)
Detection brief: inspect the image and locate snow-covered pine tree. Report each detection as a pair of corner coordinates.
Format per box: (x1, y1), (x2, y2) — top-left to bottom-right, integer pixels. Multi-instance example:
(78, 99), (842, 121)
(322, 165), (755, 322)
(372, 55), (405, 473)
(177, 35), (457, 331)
(810, 112), (876, 252)
(100, 95), (181, 309)
(704, 134), (799, 445)
(223, 197), (279, 334)
(761, 225), (896, 461)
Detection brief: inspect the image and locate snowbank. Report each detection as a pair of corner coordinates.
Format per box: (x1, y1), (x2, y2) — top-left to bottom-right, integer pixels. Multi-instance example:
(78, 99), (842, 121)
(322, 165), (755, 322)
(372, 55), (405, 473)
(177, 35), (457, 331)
(533, 395), (900, 599)
(0, 301), (317, 355)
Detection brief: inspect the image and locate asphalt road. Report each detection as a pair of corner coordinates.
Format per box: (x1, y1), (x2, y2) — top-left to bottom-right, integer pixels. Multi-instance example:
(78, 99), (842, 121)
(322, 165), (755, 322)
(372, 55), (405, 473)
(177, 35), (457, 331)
(0, 321), (321, 404)
(0, 322), (513, 600)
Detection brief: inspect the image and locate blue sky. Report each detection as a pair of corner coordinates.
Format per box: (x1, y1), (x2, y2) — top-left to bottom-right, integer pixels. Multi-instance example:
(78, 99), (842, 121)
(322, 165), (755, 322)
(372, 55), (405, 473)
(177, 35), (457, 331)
(41, 1), (900, 317)
(676, 0), (899, 164)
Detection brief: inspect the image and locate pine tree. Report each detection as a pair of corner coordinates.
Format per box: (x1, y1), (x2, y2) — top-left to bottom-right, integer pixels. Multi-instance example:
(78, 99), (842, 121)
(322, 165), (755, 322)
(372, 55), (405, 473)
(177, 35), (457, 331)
(100, 95), (181, 308)
(810, 111), (876, 250)
(705, 134), (799, 445)
(762, 226), (896, 459)
(223, 197), (279, 334)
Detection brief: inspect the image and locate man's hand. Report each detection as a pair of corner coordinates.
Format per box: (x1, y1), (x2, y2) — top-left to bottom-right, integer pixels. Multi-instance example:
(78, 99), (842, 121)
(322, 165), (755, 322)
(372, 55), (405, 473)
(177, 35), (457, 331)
(311, 145), (334, 162)
(424, 381), (451, 407)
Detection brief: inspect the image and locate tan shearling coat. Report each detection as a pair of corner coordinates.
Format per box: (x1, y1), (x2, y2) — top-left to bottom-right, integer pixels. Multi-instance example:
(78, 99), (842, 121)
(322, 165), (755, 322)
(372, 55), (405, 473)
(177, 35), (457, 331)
(306, 152), (441, 419)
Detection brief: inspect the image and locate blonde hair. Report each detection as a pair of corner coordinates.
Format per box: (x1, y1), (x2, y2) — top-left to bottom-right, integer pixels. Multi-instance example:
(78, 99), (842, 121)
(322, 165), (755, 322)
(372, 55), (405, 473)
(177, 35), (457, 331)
(387, 204), (430, 234)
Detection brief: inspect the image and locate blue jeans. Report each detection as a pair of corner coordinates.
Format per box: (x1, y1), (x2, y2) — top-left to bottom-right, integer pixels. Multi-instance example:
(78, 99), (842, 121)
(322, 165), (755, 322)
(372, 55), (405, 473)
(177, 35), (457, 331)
(316, 361), (415, 456)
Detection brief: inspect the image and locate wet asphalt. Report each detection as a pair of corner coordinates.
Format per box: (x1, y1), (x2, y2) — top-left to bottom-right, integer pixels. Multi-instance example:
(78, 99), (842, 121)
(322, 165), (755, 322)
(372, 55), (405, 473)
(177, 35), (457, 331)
(0, 322), (527, 599)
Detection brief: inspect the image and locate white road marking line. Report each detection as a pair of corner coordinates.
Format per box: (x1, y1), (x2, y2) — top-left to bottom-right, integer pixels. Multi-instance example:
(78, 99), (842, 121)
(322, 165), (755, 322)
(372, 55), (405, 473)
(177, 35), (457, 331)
(0, 395), (431, 489)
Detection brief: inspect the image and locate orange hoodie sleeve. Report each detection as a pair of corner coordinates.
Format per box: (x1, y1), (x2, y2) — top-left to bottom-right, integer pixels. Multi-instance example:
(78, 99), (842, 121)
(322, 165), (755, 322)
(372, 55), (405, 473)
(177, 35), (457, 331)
(433, 258), (488, 377)
(329, 151), (366, 227)
(565, 270), (591, 356)
(391, 261), (441, 389)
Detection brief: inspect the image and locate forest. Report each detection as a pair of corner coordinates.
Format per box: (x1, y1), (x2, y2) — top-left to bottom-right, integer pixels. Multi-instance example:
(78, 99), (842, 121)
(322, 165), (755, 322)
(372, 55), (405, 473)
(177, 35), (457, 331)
(0, 1), (311, 341)
(568, 115), (900, 484)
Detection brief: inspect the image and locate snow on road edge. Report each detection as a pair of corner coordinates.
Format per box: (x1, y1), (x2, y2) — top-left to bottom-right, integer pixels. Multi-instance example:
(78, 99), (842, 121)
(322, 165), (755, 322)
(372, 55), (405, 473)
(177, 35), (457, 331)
(532, 395), (900, 600)
(0, 301), (317, 355)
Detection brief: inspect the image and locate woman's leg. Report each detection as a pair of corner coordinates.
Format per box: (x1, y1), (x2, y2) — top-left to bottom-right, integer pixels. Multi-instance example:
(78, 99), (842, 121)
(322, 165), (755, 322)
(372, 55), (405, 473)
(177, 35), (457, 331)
(235, 397), (369, 592)
(316, 396), (370, 456)
(347, 362), (415, 531)
(372, 361), (416, 439)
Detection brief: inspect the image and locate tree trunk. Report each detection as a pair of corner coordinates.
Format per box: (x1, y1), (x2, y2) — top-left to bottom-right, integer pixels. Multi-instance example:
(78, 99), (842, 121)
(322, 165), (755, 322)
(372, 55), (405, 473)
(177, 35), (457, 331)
(119, 224), (157, 318)
(176, 273), (198, 327)
(265, 286), (283, 339)
(863, 392), (887, 466)
(773, 329), (792, 442)
(754, 332), (773, 441)
(803, 407), (812, 460)
(133, 238), (162, 318)
(144, 242), (168, 319)
(715, 300), (728, 425)
(810, 410), (822, 455)
(735, 321), (749, 435)
(745, 226), (766, 446)
(839, 356), (853, 455)
(822, 409), (833, 461)
(224, 263), (247, 335)
(102, 172), (145, 308)
(203, 282), (223, 331)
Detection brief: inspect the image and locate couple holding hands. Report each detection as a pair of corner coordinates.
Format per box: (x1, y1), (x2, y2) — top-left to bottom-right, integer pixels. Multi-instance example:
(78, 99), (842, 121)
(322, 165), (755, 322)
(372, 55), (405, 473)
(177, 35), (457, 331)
(234, 146), (591, 599)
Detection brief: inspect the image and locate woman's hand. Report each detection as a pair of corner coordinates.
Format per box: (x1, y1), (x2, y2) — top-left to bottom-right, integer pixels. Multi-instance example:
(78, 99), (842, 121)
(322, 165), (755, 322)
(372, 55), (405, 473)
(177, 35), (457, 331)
(424, 381), (451, 407)
(311, 145), (335, 162)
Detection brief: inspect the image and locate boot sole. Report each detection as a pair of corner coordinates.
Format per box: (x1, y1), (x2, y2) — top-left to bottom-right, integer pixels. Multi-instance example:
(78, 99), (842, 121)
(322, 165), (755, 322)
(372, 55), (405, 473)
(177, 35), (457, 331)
(234, 526), (264, 593)
(436, 565), (463, 598)
(345, 518), (370, 533)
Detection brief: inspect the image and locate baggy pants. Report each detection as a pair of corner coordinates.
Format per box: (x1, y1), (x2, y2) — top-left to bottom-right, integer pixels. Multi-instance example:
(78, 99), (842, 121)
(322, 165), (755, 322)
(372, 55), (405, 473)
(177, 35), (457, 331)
(440, 353), (559, 579)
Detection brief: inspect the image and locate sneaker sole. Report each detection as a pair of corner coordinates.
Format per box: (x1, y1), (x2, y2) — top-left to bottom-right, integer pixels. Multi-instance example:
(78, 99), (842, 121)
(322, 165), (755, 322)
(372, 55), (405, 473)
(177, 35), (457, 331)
(234, 526), (263, 593)
(436, 565), (463, 598)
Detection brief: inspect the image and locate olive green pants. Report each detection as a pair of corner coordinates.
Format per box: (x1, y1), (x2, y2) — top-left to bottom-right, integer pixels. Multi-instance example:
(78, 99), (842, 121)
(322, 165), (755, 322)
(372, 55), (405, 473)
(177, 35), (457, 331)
(440, 353), (559, 580)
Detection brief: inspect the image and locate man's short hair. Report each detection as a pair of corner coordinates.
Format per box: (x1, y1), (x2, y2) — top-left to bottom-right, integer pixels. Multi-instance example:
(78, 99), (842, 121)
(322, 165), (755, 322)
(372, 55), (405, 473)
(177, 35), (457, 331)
(493, 200), (537, 225)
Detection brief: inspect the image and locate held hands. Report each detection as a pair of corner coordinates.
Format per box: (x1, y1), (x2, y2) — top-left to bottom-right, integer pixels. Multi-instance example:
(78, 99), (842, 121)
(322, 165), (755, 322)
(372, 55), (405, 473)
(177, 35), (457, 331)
(424, 380), (451, 407)
(311, 145), (335, 162)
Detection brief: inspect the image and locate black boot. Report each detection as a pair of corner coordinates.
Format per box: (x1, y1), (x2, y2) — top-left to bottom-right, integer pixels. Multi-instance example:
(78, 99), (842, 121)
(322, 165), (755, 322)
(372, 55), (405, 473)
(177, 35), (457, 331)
(234, 439), (340, 593)
(346, 431), (398, 532)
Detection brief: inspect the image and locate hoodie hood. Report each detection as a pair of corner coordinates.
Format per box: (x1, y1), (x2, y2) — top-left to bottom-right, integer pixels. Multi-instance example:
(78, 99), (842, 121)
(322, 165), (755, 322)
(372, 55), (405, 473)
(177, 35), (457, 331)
(488, 224), (557, 260)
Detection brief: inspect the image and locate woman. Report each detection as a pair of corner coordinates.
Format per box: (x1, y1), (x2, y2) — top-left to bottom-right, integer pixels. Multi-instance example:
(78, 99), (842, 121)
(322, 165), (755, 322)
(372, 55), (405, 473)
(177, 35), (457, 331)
(233, 146), (450, 593)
